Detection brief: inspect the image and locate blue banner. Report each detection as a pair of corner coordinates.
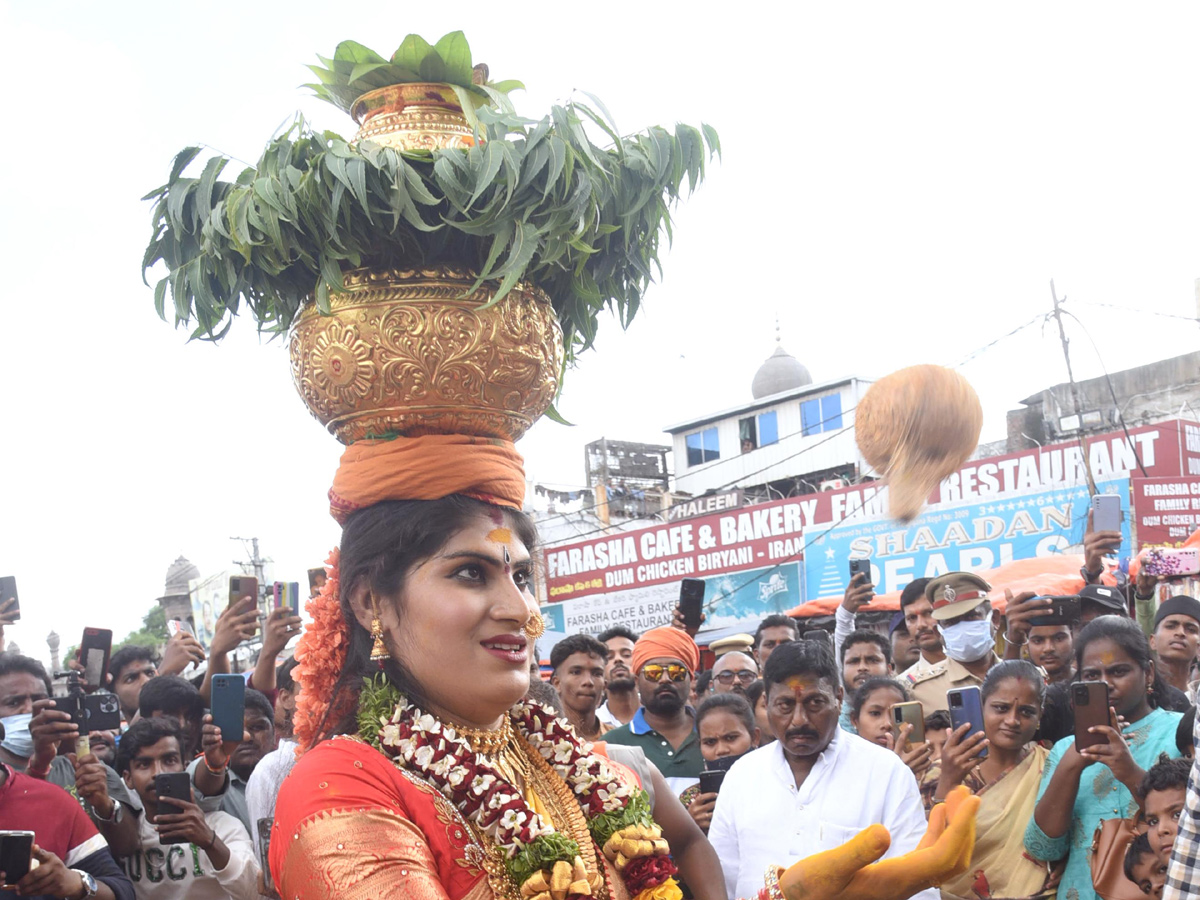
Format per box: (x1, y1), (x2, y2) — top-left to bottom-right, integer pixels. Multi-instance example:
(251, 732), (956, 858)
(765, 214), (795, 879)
(805, 479), (1131, 598)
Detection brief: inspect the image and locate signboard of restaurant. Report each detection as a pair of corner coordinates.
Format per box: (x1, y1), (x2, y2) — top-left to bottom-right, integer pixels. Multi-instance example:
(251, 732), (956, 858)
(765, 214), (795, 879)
(541, 561), (804, 637)
(544, 419), (1196, 603)
(806, 478), (1131, 598)
(665, 490), (743, 523)
(1132, 476), (1200, 548)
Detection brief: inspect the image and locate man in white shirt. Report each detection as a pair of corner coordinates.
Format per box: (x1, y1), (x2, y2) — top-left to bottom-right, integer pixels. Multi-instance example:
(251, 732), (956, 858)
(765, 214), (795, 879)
(708, 640), (935, 900)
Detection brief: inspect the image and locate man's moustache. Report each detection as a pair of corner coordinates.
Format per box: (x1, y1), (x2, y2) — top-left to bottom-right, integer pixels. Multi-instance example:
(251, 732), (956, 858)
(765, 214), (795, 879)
(786, 728), (820, 741)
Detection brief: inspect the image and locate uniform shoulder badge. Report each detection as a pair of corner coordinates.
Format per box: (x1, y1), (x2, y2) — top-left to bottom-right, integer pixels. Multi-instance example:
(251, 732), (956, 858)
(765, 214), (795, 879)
(908, 661), (948, 685)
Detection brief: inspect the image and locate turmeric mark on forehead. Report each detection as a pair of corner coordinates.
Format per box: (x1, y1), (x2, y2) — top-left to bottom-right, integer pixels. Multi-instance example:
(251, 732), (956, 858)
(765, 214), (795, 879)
(784, 676), (818, 694)
(487, 528), (512, 545)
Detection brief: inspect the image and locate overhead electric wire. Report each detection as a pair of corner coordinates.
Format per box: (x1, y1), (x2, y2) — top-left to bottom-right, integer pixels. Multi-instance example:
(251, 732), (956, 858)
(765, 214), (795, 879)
(1075, 300), (1200, 323)
(1058, 309), (1149, 478)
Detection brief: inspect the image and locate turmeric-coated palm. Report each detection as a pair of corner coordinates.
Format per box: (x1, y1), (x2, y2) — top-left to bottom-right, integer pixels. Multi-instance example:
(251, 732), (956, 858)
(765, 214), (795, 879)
(778, 786), (979, 900)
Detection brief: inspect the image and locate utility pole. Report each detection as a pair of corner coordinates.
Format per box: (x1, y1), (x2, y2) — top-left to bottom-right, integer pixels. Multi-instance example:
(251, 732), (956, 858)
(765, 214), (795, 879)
(231, 536), (269, 589)
(1049, 280), (1097, 494)
(230, 536), (271, 674)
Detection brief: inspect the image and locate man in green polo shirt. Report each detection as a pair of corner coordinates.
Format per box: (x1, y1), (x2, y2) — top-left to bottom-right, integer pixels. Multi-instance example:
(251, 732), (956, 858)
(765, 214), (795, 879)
(605, 626), (704, 798)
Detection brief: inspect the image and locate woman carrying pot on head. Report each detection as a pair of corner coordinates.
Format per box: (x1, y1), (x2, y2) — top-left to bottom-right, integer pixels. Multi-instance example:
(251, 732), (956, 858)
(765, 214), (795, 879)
(1024, 616), (1185, 900)
(931, 660), (1053, 900)
(266, 445), (727, 900)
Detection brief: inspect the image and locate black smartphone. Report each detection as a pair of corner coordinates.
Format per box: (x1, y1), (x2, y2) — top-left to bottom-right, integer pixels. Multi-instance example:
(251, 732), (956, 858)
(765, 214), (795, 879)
(0, 577), (19, 621)
(947, 686), (987, 759)
(257, 817), (274, 893)
(679, 579), (705, 631)
(211, 674), (246, 743)
(1092, 494), (1122, 534)
(79, 627), (113, 691)
(698, 770), (726, 794)
(801, 629), (833, 651)
(154, 773), (193, 842)
(229, 575), (258, 610)
(1028, 595), (1082, 627)
(1073, 680), (1111, 752)
(0, 830), (35, 884)
(848, 558), (872, 584)
(83, 693), (123, 732)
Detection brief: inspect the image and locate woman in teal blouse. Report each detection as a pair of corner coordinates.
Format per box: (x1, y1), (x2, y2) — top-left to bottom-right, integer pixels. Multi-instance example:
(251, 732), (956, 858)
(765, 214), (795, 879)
(1024, 616), (1183, 900)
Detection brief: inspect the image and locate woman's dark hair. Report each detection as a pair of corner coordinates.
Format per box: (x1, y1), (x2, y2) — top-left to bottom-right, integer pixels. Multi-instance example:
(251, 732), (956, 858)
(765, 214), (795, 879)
(745, 678), (766, 711)
(696, 692), (756, 734)
(1177, 706), (1195, 757)
(277, 657), (299, 695)
(319, 496), (538, 744)
(116, 716), (183, 775)
(981, 659), (1046, 708)
(1075, 615), (1170, 710)
(849, 676), (908, 720)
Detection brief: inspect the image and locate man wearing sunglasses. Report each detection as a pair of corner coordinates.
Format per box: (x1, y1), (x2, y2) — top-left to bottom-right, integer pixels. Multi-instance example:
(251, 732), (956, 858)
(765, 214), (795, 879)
(605, 626), (704, 798)
(709, 652), (759, 699)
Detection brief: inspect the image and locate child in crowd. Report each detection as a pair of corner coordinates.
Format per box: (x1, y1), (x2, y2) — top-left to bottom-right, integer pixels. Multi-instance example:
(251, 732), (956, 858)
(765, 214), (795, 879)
(1140, 753), (1191, 867)
(924, 710), (952, 763)
(684, 694), (759, 834)
(1124, 832), (1167, 897)
(849, 677), (909, 749)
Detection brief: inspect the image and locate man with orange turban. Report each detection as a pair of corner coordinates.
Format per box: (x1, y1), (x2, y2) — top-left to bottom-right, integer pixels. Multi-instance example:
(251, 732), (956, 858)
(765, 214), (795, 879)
(605, 626), (703, 797)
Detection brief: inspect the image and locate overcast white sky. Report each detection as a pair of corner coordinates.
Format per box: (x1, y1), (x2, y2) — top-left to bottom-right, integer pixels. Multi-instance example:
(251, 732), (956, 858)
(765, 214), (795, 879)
(3, 1), (1199, 666)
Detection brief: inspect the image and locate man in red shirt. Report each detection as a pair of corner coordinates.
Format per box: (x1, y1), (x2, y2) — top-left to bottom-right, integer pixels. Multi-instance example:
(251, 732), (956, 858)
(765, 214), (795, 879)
(0, 739), (133, 900)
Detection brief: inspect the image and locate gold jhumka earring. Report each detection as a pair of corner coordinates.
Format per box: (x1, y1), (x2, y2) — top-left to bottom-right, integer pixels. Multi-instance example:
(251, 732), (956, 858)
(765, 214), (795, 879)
(369, 598), (388, 663)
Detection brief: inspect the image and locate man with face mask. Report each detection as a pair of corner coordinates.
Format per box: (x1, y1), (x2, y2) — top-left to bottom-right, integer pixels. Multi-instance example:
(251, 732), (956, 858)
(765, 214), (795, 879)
(906, 573), (1001, 716)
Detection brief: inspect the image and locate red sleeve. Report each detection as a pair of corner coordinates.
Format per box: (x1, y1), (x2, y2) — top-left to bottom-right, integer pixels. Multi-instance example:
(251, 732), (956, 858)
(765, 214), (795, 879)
(269, 738), (407, 880)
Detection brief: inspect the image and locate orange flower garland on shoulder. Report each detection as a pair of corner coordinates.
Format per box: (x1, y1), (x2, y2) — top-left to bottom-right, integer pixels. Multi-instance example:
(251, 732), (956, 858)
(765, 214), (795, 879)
(292, 547), (349, 749)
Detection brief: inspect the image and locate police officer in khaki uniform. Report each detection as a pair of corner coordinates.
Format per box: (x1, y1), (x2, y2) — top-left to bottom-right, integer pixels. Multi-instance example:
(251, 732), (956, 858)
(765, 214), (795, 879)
(904, 572), (1001, 715)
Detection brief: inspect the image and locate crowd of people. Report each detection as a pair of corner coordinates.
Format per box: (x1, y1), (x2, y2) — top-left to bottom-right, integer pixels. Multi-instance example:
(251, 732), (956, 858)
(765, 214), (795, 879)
(2, 512), (1199, 900)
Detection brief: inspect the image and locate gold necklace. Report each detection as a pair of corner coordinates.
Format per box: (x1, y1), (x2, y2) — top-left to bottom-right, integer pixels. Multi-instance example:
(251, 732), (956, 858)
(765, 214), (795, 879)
(521, 736), (610, 900)
(454, 715), (532, 788)
(455, 715), (513, 756)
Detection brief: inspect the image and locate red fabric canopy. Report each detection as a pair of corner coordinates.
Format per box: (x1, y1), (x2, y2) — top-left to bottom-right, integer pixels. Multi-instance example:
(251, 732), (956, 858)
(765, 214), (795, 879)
(785, 553), (1117, 618)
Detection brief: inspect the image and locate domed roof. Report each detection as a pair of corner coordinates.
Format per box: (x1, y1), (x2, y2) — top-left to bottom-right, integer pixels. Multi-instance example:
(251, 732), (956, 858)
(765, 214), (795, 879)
(751, 342), (812, 399)
(164, 555), (200, 597)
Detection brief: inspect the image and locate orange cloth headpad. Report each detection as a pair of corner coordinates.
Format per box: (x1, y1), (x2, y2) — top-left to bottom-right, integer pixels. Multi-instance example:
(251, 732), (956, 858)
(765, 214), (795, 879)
(631, 626), (701, 675)
(329, 434), (526, 524)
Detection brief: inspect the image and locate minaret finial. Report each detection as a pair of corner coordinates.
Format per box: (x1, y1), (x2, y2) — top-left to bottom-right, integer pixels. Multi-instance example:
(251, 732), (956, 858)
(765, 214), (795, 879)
(775, 314), (781, 344)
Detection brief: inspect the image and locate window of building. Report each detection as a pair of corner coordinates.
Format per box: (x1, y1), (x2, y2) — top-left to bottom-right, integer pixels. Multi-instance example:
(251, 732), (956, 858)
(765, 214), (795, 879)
(758, 410), (779, 446)
(739, 417), (757, 453)
(685, 427), (720, 466)
(801, 394), (844, 436)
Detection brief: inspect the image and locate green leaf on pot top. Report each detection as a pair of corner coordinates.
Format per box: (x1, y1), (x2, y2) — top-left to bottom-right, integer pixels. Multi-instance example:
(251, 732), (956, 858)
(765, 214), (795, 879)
(144, 87), (719, 373)
(433, 31), (473, 84)
(306, 33), (521, 116)
(391, 33), (435, 72)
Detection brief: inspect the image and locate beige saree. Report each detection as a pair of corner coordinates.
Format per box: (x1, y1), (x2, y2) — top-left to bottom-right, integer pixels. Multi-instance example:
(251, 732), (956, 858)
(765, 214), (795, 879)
(939, 744), (1055, 900)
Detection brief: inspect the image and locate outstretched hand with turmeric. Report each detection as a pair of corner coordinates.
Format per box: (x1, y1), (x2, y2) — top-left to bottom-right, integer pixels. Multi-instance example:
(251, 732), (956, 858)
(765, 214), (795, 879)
(778, 786), (979, 900)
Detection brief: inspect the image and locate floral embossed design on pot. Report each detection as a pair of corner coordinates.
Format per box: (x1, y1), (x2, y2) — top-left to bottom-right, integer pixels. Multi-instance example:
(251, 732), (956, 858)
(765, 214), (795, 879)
(289, 266), (563, 444)
(350, 83), (477, 152)
(307, 320), (376, 410)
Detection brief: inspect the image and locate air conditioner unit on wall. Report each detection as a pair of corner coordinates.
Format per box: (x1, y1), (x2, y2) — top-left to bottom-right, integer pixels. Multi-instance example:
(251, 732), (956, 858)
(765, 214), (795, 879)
(819, 478), (847, 492)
